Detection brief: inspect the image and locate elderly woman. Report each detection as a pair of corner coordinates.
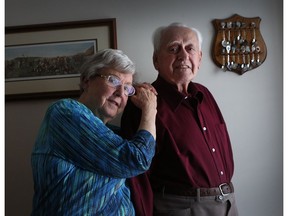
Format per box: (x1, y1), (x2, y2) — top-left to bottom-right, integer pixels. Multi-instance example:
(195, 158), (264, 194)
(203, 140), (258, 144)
(31, 49), (157, 216)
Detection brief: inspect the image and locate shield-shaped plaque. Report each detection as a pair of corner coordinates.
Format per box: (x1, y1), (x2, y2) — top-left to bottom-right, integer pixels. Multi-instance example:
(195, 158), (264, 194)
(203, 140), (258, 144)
(212, 14), (267, 75)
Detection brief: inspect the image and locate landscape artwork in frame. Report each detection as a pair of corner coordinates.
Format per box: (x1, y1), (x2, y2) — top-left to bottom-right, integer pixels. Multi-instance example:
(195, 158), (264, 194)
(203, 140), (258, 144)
(6, 40), (96, 81)
(5, 18), (117, 100)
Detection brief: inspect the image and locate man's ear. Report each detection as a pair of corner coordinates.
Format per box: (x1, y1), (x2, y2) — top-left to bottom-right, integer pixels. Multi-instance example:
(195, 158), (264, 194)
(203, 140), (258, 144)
(153, 52), (159, 70)
(198, 50), (203, 69)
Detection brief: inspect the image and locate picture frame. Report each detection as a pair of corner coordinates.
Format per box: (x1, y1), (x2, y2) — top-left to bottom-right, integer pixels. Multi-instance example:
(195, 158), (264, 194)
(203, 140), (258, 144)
(5, 18), (117, 100)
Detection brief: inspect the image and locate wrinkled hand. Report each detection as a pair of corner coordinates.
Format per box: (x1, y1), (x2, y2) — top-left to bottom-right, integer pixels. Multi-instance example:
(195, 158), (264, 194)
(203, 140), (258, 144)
(135, 82), (158, 95)
(130, 83), (157, 111)
(130, 83), (157, 139)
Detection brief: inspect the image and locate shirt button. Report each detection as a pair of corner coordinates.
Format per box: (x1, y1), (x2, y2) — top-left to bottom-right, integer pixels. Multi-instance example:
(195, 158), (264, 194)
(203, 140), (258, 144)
(218, 195), (224, 200)
(212, 148), (216, 152)
(203, 126), (207, 131)
(220, 171), (224, 175)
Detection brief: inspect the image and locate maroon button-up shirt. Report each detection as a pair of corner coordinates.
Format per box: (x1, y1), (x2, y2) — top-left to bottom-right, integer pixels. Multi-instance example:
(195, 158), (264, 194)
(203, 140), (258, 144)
(121, 75), (235, 216)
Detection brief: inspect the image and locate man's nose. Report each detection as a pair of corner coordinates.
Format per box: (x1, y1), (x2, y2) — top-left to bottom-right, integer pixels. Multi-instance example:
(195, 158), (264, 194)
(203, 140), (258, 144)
(177, 47), (189, 60)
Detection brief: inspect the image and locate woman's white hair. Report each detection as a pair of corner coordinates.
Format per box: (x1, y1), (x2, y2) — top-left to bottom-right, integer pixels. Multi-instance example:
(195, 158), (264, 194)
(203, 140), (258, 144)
(79, 48), (135, 92)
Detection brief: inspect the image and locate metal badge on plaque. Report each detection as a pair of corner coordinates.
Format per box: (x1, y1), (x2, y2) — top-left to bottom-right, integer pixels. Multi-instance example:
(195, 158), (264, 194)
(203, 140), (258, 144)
(212, 14), (267, 75)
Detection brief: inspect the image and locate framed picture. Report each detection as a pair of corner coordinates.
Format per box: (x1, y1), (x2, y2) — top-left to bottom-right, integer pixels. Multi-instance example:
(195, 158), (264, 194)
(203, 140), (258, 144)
(5, 18), (117, 100)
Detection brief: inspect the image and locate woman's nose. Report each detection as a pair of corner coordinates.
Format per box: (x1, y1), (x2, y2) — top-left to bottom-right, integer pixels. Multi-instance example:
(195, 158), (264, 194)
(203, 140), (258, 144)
(114, 85), (126, 97)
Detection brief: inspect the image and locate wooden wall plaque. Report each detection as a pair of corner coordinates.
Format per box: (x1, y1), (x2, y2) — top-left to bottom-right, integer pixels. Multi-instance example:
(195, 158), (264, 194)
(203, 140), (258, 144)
(212, 14), (267, 75)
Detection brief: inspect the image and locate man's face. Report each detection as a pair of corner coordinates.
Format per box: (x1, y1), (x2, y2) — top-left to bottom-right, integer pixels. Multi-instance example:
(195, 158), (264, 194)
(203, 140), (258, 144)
(153, 26), (202, 86)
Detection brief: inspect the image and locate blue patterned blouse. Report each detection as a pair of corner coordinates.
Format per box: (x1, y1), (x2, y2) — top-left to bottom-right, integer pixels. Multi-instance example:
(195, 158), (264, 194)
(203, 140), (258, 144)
(31, 99), (156, 216)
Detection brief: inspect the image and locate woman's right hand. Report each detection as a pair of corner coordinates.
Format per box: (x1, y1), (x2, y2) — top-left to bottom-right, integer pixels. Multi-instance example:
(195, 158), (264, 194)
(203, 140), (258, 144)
(130, 83), (157, 139)
(130, 83), (157, 113)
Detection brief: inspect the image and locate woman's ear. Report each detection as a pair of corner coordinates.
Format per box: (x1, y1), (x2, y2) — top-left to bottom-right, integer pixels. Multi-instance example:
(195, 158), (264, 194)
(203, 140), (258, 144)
(82, 78), (90, 92)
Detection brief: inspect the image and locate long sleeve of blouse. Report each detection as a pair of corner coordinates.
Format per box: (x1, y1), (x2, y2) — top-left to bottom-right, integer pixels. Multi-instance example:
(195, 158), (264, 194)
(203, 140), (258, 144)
(33, 99), (156, 178)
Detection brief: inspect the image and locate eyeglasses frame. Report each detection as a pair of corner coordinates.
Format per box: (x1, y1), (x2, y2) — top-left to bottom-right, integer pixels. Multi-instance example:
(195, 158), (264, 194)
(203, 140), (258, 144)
(95, 74), (135, 96)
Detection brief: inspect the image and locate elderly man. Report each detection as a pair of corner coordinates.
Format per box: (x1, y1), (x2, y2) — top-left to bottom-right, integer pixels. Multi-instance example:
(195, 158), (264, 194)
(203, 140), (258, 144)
(121, 23), (238, 216)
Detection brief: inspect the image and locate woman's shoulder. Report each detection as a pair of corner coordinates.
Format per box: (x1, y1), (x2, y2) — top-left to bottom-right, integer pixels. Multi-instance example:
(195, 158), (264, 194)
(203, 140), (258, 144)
(47, 99), (87, 117)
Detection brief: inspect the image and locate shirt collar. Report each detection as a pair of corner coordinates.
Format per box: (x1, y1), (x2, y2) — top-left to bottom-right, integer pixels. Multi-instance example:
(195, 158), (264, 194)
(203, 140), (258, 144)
(152, 75), (203, 111)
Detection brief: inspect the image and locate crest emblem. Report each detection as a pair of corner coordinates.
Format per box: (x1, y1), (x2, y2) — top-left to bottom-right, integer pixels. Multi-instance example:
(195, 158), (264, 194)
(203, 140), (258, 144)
(212, 14), (267, 75)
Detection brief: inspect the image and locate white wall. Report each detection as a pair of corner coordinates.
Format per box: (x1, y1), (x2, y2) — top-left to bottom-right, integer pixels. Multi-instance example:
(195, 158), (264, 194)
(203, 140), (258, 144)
(5, 0), (283, 215)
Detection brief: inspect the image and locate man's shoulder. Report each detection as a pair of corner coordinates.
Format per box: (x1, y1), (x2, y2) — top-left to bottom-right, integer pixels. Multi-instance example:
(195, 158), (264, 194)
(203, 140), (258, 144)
(193, 82), (214, 93)
(192, 82), (208, 90)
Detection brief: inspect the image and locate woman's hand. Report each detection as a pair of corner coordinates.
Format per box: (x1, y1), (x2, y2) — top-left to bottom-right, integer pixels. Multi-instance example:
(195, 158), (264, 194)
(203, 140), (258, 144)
(129, 83), (157, 139)
(130, 83), (157, 111)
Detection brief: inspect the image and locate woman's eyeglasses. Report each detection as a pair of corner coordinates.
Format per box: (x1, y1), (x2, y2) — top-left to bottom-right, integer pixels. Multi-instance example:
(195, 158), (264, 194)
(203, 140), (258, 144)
(96, 74), (135, 96)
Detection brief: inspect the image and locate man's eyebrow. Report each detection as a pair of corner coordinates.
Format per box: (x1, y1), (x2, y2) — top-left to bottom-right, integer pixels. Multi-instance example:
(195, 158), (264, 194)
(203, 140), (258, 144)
(167, 41), (180, 46)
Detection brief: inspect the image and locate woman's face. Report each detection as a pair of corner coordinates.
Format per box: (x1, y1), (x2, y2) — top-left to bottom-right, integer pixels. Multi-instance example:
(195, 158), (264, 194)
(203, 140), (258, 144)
(80, 68), (133, 124)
